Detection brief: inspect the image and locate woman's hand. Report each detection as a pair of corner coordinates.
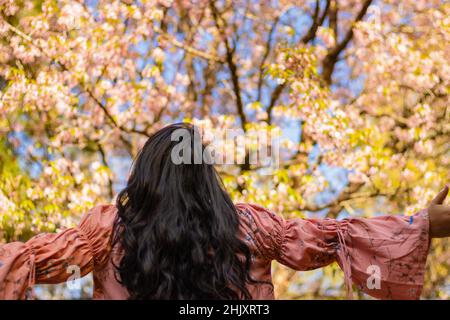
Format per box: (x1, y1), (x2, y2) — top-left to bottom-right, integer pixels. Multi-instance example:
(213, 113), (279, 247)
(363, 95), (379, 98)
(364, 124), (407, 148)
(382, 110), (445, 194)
(428, 185), (450, 238)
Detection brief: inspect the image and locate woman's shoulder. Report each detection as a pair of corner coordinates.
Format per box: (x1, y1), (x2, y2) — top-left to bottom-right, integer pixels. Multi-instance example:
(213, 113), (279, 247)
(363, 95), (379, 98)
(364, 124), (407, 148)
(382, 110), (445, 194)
(79, 204), (118, 234)
(234, 203), (285, 260)
(235, 202), (282, 225)
(76, 204), (119, 266)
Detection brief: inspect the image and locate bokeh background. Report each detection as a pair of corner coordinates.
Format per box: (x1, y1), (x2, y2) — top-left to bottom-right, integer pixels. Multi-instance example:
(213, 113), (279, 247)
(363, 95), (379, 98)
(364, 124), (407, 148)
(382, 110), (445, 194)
(0, 0), (449, 299)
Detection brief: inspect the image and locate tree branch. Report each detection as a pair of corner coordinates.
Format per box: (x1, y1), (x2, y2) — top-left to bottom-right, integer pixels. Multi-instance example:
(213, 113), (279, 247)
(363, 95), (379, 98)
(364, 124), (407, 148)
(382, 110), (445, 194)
(257, 16), (280, 102)
(210, 1), (248, 132)
(96, 142), (114, 199)
(299, 182), (365, 217)
(322, 0), (372, 84)
(300, 0), (330, 44)
(153, 26), (225, 63)
(266, 0), (330, 124)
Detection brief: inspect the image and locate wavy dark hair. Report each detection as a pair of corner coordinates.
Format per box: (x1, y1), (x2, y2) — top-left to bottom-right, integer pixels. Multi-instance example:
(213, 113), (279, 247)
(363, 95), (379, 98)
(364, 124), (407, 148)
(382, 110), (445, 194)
(111, 123), (255, 299)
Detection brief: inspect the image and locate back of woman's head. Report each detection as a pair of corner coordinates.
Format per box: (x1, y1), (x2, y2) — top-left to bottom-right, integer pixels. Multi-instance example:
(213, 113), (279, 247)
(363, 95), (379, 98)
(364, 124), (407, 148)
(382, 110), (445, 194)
(112, 123), (253, 299)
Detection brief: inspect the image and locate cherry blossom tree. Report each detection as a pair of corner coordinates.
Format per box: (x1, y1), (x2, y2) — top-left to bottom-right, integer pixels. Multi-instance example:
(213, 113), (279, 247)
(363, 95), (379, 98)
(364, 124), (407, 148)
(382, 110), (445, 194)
(0, 0), (448, 298)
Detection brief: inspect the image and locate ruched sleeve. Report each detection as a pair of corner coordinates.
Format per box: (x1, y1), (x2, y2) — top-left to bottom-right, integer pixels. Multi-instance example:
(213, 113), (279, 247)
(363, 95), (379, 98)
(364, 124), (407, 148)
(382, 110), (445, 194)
(236, 203), (430, 300)
(0, 204), (116, 299)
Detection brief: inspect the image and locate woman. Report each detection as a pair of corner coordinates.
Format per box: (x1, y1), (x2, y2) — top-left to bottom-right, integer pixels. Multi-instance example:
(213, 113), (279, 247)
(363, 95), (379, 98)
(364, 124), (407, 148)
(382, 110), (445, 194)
(0, 123), (449, 300)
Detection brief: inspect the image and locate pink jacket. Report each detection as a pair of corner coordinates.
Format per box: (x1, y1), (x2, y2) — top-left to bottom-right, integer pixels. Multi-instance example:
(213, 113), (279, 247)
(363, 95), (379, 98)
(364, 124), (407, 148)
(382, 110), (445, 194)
(0, 203), (430, 299)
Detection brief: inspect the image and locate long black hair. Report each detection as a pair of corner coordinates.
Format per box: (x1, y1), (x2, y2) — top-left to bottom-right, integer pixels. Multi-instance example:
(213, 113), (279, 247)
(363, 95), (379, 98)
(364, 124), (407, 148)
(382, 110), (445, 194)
(111, 123), (254, 299)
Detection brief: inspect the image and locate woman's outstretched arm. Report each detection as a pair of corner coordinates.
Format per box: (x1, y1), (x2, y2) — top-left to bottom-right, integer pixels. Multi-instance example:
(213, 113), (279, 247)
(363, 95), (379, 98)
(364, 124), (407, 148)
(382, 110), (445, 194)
(0, 204), (115, 299)
(428, 185), (450, 238)
(238, 185), (450, 300)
